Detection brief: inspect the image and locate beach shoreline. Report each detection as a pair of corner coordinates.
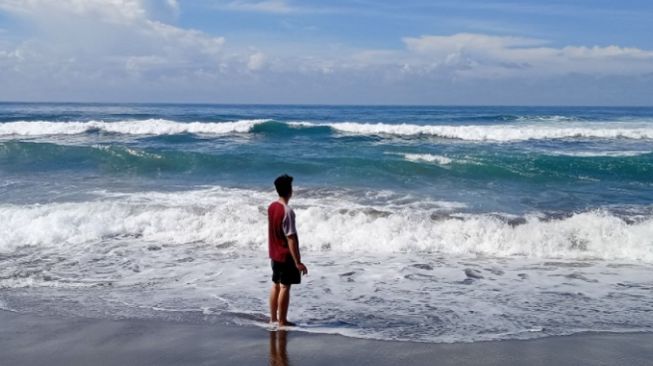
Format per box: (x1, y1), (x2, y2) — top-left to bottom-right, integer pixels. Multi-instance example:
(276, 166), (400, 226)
(2, 310), (652, 366)
(2, 104), (653, 343)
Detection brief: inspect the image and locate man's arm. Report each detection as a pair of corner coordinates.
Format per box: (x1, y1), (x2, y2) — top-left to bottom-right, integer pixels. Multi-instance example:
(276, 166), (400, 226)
(287, 234), (307, 275)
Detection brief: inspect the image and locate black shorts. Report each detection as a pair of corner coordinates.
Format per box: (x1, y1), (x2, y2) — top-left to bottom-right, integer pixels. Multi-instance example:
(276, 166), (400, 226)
(271, 257), (301, 285)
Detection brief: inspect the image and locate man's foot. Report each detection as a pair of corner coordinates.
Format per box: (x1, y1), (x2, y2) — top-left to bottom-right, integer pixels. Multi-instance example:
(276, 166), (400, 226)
(278, 320), (296, 327)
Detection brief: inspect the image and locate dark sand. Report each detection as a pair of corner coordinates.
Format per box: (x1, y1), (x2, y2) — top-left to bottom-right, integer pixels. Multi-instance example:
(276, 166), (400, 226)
(1, 310), (652, 365)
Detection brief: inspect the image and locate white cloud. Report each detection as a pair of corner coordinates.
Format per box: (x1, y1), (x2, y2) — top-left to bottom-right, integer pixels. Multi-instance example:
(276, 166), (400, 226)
(165, 0), (179, 14)
(224, 0), (296, 14)
(404, 33), (547, 54)
(247, 51), (266, 71)
(0, 1), (652, 104)
(400, 33), (653, 78)
(0, 0), (147, 23)
(0, 0), (229, 85)
(219, 0), (339, 15)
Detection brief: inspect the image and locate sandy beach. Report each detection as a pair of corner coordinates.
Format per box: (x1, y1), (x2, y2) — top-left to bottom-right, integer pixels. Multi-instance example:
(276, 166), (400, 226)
(1, 310), (652, 366)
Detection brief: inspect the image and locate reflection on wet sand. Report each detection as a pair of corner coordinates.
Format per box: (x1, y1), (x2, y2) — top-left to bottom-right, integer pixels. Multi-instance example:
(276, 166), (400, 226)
(269, 330), (289, 366)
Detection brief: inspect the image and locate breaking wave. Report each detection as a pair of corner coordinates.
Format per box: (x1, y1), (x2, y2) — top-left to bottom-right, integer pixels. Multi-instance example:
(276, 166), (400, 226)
(1, 187), (651, 261)
(544, 150), (653, 157)
(2, 119), (653, 141)
(0, 119), (269, 136)
(315, 121), (653, 141)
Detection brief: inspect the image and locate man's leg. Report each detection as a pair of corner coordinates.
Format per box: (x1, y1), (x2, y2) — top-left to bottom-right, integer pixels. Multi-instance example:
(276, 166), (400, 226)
(277, 284), (292, 325)
(269, 283), (280, 323)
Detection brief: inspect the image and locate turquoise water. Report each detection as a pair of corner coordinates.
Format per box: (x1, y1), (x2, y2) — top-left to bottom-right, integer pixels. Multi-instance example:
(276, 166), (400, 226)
(1, 103), (652, 213)
(1, 103), (652, 342)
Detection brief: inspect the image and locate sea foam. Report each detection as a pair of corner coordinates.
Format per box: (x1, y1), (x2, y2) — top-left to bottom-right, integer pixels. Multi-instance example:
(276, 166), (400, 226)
(2, 119), (653, 141)
(544, 150), (652, 157)
(403, 153), (453, 165)
(0, 119), (269, 136)
(1, 187), (651, 262)
(321, 122), (653, 141)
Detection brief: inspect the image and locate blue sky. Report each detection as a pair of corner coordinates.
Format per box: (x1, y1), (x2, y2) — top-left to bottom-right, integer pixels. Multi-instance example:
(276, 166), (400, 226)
(179, 1), (653, 49)
(0, 0), (652, 105)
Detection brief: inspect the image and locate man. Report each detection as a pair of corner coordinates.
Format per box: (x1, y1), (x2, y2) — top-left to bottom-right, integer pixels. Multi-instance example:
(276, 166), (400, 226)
(268, 174), (308, 327)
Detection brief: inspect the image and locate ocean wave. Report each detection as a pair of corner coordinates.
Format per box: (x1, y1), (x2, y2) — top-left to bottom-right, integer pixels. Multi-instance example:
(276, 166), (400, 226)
(515, 115), (583, 122)
(0, 119), (269, 136)
(2, 141), (651, 182)
(316, 122), (653, 141)
(445, 114), (585, 123)
(0, 141), (254, 175)
(2, 119), (653, 141)
(1, 188), (651, 261)
(544, 150), (653, 158)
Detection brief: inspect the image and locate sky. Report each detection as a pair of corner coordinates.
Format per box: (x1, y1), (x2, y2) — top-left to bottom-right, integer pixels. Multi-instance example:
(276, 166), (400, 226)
(0, 0), (652, 105)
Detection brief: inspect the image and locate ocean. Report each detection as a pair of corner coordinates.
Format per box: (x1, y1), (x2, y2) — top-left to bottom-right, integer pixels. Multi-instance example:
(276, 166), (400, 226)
(0, 102), (652, 343)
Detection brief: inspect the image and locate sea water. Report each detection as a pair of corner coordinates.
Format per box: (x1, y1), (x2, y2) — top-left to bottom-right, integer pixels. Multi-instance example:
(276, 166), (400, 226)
(0, 103), (652, 342)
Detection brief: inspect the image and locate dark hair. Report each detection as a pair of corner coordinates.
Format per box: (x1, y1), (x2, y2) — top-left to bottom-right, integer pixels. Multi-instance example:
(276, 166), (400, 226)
(274, 174), (293, 198)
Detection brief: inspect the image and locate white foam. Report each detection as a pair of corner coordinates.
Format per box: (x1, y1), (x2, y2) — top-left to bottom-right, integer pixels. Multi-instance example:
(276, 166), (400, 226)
(315, 121), (653, 141)
(1, 188), (652, 343)
(92, 144), (164, 159)
(545, 150), (652, 157)
(0, 299), (11, 312)
(3, 119), (653, 141)
(0, 119), (269, 136)
(403, 153), (453, 165)
(515, 115), (580, 122)
(1, 187), (651, 262)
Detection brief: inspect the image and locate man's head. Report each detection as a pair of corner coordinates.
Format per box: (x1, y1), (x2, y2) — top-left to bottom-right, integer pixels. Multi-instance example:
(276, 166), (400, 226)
(274, 174), (293, 199)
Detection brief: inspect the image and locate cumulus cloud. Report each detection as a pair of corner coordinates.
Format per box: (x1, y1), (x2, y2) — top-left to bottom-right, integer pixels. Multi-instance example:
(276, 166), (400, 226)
(0, 0), (225, 57)
(0, 0), (147, 23)
(0, 0), (238, 100)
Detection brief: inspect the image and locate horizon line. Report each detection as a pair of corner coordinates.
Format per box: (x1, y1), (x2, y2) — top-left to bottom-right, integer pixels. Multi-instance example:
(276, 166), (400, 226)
(1, 100), (652, 109)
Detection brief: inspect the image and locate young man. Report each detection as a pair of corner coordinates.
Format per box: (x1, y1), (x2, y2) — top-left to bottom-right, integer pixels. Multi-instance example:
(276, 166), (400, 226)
(268, 174), (308, 326)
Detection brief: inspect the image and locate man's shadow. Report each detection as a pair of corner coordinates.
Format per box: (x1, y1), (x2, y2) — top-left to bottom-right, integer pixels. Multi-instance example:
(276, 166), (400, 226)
(269, 330), (290, 366)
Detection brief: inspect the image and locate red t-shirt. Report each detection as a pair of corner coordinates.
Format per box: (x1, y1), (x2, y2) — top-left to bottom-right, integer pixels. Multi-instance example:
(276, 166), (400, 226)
(268, 201), (297, 262)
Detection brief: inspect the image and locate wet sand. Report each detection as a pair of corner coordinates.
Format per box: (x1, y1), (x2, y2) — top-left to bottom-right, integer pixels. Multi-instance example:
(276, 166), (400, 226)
(1, 310), (651, 366)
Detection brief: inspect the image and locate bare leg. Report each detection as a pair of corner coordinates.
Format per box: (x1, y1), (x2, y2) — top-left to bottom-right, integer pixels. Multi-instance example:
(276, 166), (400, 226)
(269, 283), (280, 323)
(277, 284), (292, 326)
